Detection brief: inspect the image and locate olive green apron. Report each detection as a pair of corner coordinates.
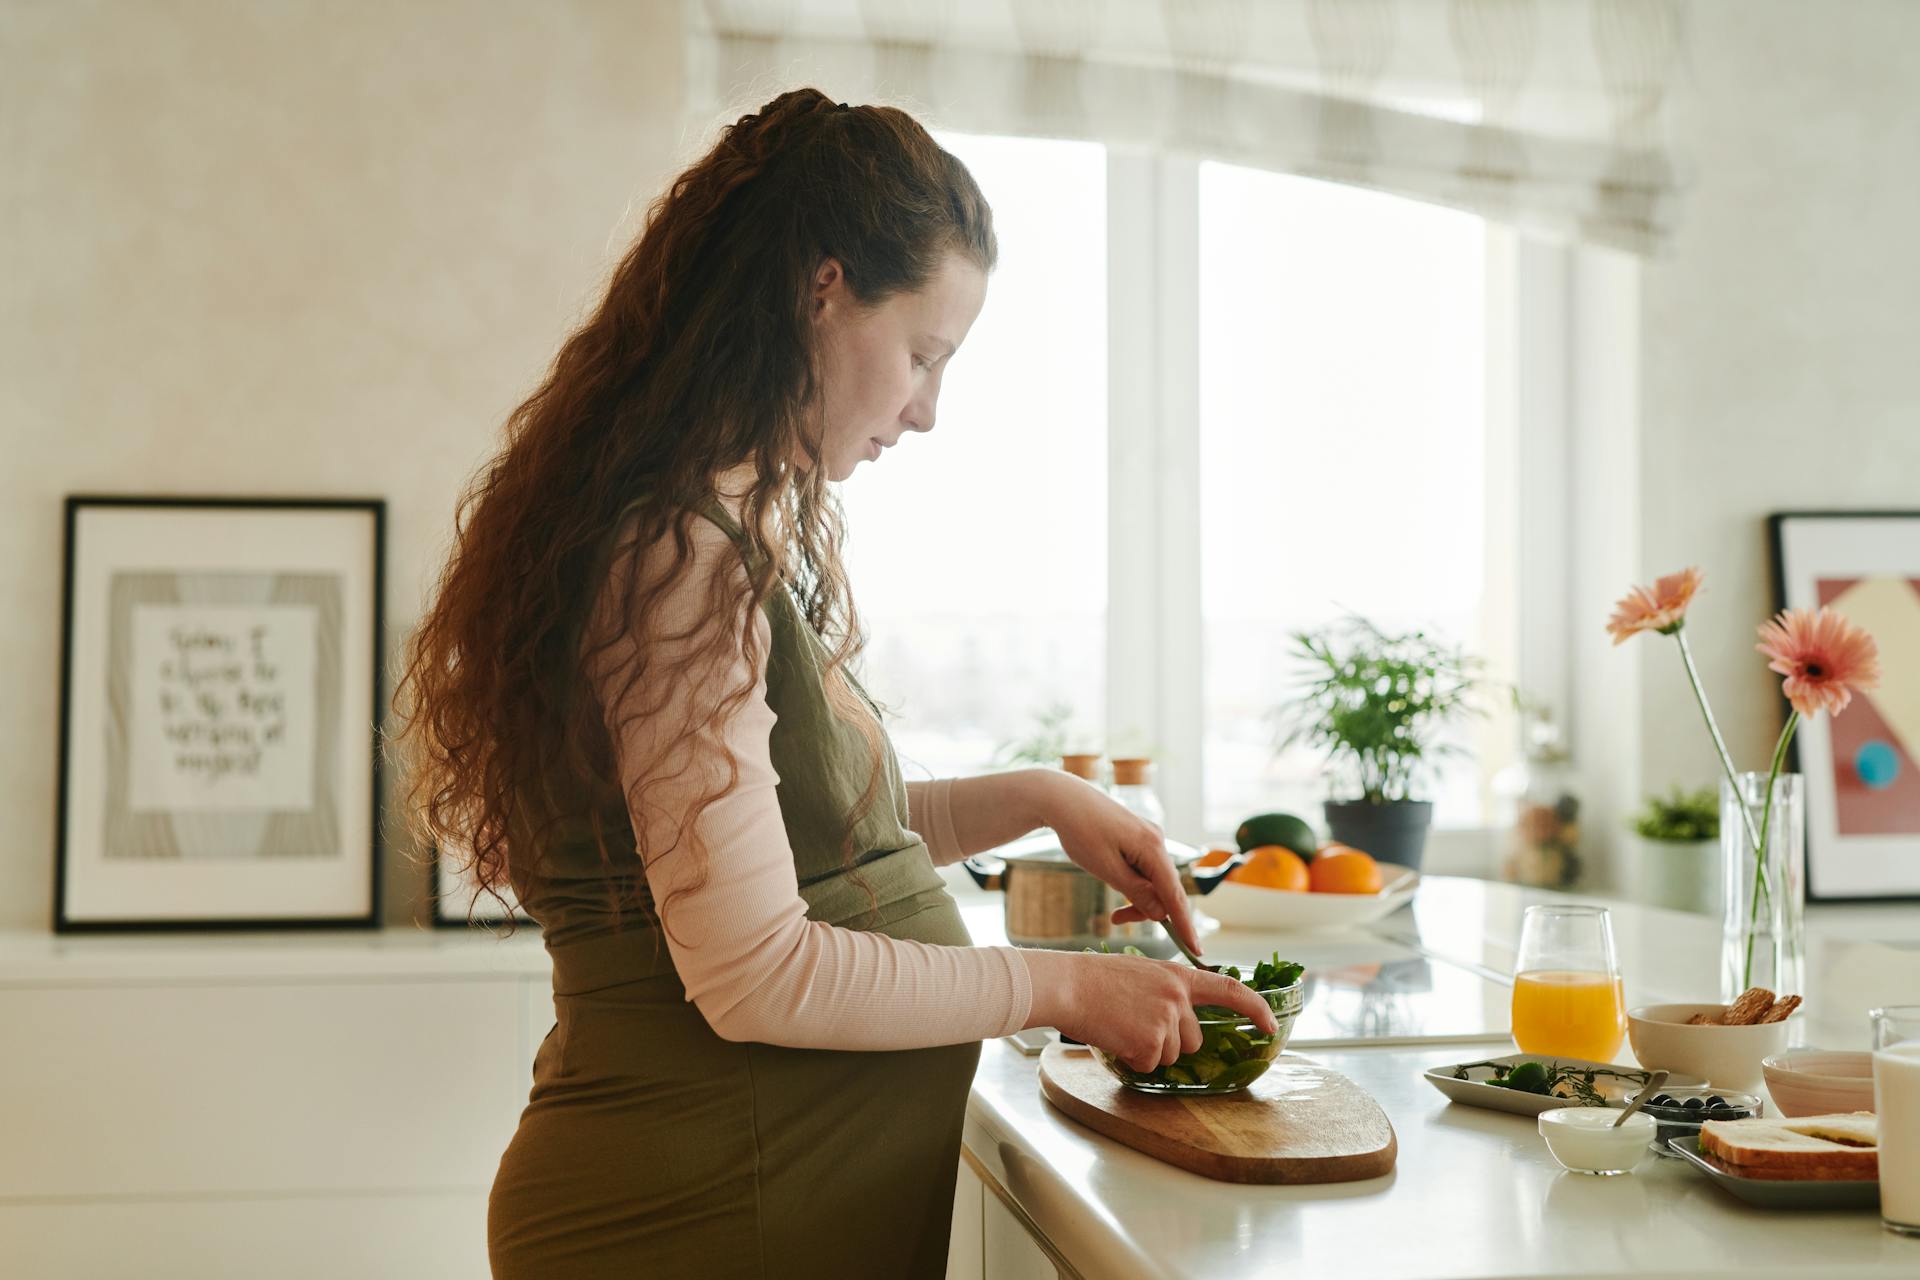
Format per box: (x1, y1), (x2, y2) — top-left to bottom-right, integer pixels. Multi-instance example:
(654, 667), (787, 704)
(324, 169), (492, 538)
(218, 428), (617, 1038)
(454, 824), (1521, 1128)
(487, 500), (980, 1279)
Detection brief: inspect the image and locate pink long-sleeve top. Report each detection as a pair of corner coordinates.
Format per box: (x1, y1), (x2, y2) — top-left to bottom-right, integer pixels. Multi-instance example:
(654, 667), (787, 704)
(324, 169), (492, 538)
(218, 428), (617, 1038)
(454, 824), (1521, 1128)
(584, 501), (1033, 1051)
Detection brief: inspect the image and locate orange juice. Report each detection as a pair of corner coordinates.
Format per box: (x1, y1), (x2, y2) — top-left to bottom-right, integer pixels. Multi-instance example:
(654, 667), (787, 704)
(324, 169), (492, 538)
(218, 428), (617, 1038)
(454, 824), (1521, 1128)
(1511, 970), (1626, 1061)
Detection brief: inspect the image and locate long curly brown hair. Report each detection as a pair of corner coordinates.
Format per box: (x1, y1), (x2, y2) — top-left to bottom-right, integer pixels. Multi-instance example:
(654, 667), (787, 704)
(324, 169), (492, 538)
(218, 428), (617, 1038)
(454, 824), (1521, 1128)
(391, 88), (996, 932)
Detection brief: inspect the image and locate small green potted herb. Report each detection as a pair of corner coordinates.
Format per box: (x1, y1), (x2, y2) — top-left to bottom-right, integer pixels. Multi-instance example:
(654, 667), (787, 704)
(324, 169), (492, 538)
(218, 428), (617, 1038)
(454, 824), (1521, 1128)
(1626, 786), (1720, 914)
(993, 700), (1087, 768)
(1277, 615), (1482, 872)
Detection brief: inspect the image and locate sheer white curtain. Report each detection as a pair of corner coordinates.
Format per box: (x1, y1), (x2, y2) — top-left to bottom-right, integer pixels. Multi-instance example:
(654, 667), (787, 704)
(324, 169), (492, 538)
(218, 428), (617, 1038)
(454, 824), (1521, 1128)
(686, 0), (1688, 252)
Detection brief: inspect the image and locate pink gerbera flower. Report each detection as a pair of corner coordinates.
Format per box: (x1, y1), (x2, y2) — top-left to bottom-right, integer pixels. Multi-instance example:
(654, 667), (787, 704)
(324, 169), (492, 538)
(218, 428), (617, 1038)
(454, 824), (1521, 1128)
(1755, 607), (1881, 718)
(1606, 567), (1705, 645)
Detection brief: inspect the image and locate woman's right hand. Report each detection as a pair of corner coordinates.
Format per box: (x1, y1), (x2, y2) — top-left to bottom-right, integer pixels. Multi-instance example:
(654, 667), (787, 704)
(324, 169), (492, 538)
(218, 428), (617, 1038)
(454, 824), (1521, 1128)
(1020, 950), (1281, 1073)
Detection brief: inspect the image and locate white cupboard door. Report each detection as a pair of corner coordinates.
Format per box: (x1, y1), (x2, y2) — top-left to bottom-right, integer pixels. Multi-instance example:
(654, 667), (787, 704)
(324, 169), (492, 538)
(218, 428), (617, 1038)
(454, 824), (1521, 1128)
(0, 980), (524, 1197)
(0, 1189), (489, 1280)
(945, 1156), (985, 1280)
(982, 1185), (1060, 1280)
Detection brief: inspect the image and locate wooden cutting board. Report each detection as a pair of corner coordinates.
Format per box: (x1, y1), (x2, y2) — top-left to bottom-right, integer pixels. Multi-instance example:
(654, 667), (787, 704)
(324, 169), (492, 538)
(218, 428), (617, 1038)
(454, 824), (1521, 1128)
(1039, 1044), (1397, 1184)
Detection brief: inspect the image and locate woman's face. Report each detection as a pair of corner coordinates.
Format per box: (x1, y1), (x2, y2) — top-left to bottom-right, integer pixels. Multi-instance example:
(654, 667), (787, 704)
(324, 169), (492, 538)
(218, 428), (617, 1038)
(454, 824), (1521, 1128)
(809, 251), (987, 481)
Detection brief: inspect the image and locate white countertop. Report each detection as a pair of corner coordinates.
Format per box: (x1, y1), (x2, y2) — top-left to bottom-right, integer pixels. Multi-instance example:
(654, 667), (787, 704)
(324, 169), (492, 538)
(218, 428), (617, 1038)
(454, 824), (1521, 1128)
(0, 921), (550, 984)
(10, 868), (1917, 1276)
(952, 872), (1920, 1279)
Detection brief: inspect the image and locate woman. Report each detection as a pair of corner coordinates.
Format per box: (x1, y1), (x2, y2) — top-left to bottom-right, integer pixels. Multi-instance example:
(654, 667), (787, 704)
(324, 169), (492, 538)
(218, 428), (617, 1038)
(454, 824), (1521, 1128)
(394, 88), (1276, 1278)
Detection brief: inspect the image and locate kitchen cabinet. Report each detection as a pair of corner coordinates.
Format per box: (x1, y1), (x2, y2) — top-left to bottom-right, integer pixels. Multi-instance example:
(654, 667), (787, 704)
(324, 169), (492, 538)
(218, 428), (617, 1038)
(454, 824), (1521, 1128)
(983, 1190), (1062, 1280)
(0, 925), (1074, 1279)
(945, 1155), (985, 1279)
(0, 928), (548, 1278)
(949, 1153), (1066, 1280)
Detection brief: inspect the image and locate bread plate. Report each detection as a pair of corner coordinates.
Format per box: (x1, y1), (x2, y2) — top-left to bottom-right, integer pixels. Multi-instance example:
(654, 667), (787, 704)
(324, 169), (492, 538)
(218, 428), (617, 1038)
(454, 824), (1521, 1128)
(1669, 1137), (1879, 1209)
(1202, 864), (1418, 931)
(1423, 1053), (1702, 1118)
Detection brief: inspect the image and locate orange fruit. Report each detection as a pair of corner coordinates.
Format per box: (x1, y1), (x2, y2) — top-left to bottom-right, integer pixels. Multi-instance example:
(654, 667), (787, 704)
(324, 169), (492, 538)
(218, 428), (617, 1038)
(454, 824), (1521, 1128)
(1309, 847), (1383, 894)
(1195, 844), (1237, 868)
(1226, 845), (1310, 893)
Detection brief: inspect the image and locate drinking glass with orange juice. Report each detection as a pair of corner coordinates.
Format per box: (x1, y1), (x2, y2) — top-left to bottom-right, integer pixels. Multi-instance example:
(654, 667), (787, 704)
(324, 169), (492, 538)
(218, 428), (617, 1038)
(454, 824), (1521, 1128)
(1511, 904), (1627, 1061)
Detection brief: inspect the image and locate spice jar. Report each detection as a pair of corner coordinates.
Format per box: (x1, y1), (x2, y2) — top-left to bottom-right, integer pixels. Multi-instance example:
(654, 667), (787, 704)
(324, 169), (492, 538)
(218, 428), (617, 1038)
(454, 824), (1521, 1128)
(1496, 711), (1583, 888)
(1059, 753), (1104, 786)
(1109, 757), (1166, 830)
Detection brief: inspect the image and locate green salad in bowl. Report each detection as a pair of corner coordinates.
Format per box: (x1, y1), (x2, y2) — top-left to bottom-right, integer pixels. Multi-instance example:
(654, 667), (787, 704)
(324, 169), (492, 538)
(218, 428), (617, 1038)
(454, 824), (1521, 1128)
(1090, 952), (1307, 1095)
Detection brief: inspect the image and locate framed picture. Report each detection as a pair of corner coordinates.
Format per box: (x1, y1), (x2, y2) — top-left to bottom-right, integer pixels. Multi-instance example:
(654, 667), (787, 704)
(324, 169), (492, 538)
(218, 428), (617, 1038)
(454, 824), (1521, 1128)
(1770, 511), (1920, 902)
(55, 496), (385, 931)
(432, 843), (535, 928)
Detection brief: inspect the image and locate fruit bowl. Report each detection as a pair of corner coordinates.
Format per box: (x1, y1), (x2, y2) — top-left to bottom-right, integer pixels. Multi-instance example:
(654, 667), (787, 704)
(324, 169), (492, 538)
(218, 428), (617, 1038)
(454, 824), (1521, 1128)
(1093, 983), (1305, 1094)
(1200, 864), (1419, 931)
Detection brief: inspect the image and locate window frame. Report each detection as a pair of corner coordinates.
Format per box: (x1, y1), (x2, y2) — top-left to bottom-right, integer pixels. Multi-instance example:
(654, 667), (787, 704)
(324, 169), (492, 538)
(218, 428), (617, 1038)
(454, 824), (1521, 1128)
(1107, 151), (1576, 843)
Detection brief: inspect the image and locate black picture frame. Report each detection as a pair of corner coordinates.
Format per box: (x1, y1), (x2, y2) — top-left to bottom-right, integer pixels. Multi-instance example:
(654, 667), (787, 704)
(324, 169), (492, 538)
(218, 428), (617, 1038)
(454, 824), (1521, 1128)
(1769, 510), (1920, 904)
(54, 495), (385, 931)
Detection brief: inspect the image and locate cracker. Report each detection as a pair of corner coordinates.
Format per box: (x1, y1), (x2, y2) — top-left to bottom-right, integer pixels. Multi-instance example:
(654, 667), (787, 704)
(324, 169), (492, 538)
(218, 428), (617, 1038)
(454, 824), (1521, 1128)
(1687, 1012), (1721, 1026)
(1761, 994), (1803, 1024)
(1726, 987), (1776, 1026)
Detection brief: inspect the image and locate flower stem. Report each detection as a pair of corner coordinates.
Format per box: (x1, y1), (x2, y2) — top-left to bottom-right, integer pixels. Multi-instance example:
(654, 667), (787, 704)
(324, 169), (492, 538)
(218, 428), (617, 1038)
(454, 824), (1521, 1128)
(1673, 627), (1762, 852)
(1742, 710), (1799, 989)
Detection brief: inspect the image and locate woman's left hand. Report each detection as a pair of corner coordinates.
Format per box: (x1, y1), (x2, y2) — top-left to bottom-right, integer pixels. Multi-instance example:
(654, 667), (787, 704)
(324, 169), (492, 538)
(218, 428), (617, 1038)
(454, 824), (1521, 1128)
(1042, 773), (1204, 956)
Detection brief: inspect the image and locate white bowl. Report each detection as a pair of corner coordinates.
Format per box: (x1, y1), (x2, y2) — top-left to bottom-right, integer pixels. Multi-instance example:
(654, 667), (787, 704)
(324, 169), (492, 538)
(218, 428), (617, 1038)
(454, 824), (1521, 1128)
(1762, 1050), (1876, 1117)
(1626, 1003), (1792, 1093)
(1200, 864), (1418, 932)
(1538, 1106), (1657, 1175)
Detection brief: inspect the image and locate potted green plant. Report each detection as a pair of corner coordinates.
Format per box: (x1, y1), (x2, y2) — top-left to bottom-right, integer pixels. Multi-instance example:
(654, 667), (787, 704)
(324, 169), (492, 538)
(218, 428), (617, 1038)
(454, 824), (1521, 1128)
(993, 700), (1082, 768)
(1626, 786), (1720, 914)
(1278, 616), (1481, 872)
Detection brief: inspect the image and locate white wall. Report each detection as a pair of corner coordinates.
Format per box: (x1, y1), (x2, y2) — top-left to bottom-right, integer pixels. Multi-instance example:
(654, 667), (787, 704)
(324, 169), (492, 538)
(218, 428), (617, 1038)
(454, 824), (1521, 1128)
(1634, 0), (1920, 794)
(1, 0), (686, 929)
(7, 0), (1917, 926)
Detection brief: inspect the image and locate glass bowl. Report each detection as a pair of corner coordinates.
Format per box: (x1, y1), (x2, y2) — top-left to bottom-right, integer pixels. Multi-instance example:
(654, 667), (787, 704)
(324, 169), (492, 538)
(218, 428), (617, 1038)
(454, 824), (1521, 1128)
(1094, 983), (1304, 1095)
(1638, 1084), (1763, 1156)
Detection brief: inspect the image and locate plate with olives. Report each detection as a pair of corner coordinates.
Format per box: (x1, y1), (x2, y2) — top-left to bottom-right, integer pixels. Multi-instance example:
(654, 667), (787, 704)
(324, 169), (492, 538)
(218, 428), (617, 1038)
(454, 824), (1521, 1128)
(1424, 1053), (1706, 1118)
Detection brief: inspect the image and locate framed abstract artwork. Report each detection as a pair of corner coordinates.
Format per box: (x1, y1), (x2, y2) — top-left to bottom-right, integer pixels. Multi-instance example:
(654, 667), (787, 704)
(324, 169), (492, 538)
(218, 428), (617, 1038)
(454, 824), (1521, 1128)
(55, 496), (385, 931)
(1771, 511), (1920, 902)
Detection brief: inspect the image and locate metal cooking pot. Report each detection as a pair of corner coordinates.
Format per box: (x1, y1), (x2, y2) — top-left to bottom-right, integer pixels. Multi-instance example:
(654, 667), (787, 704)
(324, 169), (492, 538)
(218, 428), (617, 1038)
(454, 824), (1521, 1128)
(962, 832), (1239, 958)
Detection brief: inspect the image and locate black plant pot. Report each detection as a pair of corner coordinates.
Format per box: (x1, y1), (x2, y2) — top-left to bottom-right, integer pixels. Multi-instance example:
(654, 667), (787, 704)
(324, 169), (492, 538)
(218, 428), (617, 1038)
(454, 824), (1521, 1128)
(1323, 800), (1434, 873)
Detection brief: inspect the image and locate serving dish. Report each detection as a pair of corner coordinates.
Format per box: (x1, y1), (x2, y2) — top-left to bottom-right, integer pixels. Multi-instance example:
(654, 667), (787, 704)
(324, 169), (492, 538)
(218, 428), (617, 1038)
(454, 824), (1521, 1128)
(1762, 1049), (1875, 1117)
(1201, 864), (1418, 932)
(1669, 1136), (1880, 1210)
(1423, 1053), (1702, 1117)
(1627, 1002), (1792, 1092)
(1637, 1085), (1764, 1156)
(1538, 1107), (1657, 1175)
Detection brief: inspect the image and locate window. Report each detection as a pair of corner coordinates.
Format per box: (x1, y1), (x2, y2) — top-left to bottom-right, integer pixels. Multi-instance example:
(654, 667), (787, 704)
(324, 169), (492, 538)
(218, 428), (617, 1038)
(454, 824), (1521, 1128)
(841, 133), (1108, 781)
(1197, 163), (1497, 833)
(847, 133), (1539, 842)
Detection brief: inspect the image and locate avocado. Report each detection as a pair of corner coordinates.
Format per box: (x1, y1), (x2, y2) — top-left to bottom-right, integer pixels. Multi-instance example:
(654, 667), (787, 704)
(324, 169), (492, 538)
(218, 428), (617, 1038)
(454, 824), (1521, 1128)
(1233, 811), (1318, 860)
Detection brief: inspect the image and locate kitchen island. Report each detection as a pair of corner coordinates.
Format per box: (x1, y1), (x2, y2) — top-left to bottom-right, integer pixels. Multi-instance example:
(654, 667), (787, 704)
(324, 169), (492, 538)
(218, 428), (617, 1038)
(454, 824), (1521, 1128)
(948, 872), (1920, 1280)
(2, 873), (1914, 1277)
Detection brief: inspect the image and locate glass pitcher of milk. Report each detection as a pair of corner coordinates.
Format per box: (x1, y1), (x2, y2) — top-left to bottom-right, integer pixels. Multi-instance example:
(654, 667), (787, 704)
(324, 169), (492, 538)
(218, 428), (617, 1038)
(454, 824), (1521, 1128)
(1872, 1006), (1920, 1237)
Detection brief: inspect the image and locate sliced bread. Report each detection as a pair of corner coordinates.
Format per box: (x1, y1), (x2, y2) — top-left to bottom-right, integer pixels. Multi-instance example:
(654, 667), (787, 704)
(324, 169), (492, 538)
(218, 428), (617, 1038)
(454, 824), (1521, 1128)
(1698, 1112), (1878, 1181)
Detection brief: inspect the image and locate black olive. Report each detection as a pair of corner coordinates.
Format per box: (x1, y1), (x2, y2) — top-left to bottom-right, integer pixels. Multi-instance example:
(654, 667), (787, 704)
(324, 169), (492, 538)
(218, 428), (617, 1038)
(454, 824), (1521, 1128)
(1684, 1097), (1705, 1109)
(1650, 1095), (1673, 1106)
(1707, 1095), (1726, 1108)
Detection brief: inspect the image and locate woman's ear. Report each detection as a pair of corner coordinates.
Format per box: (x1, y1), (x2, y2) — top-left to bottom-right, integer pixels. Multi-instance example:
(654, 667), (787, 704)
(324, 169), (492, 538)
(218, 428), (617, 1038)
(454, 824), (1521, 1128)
(812, 257), (845, 315)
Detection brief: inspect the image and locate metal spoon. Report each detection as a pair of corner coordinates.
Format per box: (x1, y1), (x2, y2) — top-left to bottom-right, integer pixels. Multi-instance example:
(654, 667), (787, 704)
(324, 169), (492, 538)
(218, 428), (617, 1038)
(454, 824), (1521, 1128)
(1612, 1069), (1669, 1128)
(1161, 920), (1224, 974)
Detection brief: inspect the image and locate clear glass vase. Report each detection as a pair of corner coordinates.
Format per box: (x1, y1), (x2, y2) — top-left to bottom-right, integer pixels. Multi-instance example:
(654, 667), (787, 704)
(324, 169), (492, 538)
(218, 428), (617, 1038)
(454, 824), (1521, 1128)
(1719, 772), (1805, 1000)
